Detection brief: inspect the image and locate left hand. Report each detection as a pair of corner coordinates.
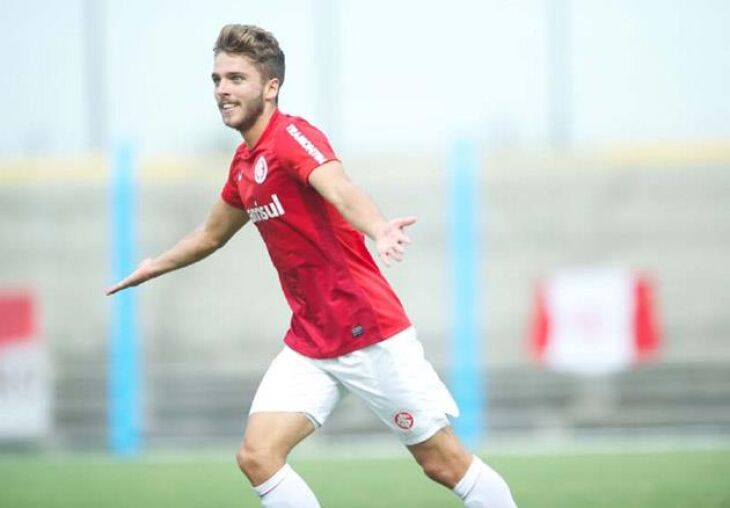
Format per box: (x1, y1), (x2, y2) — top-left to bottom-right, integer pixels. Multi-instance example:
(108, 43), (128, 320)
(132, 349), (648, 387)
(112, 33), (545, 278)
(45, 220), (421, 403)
(105, 257), (158, 295)
(374, 216), (417, 266)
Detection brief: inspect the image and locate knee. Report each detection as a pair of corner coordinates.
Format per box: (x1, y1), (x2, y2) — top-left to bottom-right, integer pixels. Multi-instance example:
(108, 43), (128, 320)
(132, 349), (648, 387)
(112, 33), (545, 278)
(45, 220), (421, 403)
(418, 456), (463, 488)
(414, 441), (472, 488)
(236, 441), (283, 481)
(235, 442), (259, 476)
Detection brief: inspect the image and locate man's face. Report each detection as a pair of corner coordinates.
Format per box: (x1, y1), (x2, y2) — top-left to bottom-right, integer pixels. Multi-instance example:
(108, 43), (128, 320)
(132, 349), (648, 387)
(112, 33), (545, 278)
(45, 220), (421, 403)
(212, 52), (270, 132)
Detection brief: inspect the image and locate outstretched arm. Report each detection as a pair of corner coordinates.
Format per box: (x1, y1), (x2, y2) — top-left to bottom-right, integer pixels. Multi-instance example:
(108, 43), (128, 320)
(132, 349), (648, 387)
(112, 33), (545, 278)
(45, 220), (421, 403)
(308, 161), (416, 266)
(106, 199), (249, 295)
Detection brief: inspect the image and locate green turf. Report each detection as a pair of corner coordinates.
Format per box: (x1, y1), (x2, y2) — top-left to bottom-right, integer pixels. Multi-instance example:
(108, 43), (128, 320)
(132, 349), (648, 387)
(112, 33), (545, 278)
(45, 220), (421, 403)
(1, 449), (729, 507)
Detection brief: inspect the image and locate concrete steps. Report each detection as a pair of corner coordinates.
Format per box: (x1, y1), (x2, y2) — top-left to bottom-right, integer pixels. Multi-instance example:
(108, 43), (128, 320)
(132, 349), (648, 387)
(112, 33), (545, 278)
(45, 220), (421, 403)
(50, 361), (730, 449)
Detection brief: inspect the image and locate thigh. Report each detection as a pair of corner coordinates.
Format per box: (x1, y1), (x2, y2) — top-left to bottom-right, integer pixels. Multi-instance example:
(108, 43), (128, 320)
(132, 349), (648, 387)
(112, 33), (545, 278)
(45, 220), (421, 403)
(242, 411), (316, 456)
(329, 327), (460, 446)
(250, 346), (345, 428)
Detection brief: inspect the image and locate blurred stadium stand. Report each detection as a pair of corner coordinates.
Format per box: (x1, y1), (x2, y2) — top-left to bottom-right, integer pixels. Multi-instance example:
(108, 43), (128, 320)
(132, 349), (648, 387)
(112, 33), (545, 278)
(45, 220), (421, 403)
(2, 149), (729, 450)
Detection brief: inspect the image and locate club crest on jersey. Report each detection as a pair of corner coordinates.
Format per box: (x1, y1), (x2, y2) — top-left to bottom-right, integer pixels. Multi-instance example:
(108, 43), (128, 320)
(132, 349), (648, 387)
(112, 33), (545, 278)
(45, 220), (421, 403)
(253, 156), (268, 184)
(247, 194), (285, 224)
(394, 411), (415, 430)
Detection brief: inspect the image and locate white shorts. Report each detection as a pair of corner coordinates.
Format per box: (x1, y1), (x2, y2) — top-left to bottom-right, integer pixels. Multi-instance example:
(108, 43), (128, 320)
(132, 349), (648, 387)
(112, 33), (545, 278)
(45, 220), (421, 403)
(249, 327), (460, 446)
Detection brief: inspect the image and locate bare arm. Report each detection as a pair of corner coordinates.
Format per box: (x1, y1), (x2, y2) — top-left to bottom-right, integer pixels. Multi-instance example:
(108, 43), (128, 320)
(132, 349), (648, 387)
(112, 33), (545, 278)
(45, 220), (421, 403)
(106, 199), (249, 295)
(308, 161), (416, 266)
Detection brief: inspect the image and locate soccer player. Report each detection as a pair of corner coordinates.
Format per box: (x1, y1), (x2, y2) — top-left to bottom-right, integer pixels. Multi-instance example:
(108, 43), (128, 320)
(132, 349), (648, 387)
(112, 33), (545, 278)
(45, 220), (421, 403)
(107, 24), (516, 508)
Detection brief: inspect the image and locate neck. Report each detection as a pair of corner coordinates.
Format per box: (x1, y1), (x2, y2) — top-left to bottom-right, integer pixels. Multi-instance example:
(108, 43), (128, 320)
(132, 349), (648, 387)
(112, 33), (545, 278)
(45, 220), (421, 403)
(241, 104), (277, 148)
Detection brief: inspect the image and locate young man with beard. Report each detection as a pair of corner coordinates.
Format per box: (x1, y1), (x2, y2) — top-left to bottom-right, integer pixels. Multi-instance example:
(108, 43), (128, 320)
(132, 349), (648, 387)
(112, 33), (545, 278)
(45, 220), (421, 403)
(107, 24), (516, 508)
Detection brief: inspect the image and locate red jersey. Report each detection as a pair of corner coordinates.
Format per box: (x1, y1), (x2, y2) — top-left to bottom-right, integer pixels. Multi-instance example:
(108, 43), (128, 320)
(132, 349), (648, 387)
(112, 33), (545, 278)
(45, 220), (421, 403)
(221, 109), (411, 358)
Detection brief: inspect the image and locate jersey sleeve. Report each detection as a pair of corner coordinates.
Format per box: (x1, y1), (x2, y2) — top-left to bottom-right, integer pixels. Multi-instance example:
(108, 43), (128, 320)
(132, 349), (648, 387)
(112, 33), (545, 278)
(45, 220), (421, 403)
(277, 118), (339, 185)
(220, 158), (246, 210)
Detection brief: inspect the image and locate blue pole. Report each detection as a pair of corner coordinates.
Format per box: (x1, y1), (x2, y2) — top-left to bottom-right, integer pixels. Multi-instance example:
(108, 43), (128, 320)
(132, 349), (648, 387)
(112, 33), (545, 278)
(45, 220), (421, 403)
(448, 138), (484, 448)
(109, 142), (140, 456)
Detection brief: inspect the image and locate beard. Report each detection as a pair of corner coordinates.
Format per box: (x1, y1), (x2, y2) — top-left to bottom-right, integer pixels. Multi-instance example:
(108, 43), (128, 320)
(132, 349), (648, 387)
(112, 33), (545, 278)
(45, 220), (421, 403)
(230, 93), (265, 133)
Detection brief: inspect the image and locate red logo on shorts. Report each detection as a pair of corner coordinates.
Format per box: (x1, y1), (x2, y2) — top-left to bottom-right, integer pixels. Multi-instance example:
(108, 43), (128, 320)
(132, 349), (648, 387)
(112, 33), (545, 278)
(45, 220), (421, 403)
(394, 411), (414, 430)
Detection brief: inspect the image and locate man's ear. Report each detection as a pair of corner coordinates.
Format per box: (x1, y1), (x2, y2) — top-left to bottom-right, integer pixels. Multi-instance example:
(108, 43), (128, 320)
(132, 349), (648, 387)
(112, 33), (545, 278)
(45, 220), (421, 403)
(265, 78), (280, 102)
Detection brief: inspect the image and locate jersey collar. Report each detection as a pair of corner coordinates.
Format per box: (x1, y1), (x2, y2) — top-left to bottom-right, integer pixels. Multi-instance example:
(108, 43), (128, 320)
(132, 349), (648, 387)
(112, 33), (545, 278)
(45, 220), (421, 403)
(241, 109), (282, 159)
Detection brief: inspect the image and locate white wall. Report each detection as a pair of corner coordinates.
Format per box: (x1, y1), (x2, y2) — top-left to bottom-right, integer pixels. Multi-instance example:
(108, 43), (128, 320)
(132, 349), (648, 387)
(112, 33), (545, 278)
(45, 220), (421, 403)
(1, 0), (728, 157)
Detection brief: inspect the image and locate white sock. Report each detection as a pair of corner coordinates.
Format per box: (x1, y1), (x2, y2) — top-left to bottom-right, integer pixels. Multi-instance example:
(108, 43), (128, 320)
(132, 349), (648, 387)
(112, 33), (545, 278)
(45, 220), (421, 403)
(253, 463), (320, 508)
(453, 455), (517, 508)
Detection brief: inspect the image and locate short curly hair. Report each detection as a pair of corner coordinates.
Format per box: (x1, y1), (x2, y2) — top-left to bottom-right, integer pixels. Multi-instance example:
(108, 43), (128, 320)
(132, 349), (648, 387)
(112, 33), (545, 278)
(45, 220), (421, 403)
(214, 24), (285, 89)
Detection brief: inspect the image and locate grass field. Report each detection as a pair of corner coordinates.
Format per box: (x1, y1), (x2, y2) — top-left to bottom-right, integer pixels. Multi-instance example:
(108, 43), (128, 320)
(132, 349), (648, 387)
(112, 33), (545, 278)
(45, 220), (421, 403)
(1, 448), (729, 507)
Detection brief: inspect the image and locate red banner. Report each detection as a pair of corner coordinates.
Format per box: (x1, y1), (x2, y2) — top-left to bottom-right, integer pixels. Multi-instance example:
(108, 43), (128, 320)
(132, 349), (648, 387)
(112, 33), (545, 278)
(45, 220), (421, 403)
(531, 267), (660, 375)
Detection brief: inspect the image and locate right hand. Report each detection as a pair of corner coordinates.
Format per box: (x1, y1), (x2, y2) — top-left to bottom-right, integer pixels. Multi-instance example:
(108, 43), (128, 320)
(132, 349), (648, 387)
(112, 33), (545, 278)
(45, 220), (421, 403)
(106, 258), (158, 295)
(374, 216), (417, 266)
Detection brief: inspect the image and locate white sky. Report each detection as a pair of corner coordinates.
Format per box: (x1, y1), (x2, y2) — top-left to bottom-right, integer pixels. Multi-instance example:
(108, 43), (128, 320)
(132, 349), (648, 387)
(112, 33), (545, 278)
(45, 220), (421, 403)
(1, 0), (729, 157)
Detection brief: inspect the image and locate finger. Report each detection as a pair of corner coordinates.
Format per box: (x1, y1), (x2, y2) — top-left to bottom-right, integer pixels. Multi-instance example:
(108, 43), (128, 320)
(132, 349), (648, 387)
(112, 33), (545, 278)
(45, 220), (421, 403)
(394, 216), (417, 229)
(378, 250), (392, 267)
(106, 284), (122, 296)
(388, 244), (405, 261)
(106, 277), (135, 295)
(397, 233), (412, 245)
(389, 248), (403, 262)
